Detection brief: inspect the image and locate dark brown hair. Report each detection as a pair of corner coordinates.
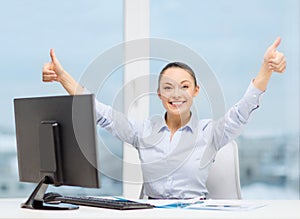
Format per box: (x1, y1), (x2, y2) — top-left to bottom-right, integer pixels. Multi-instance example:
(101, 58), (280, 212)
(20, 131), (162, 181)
(158, 62), (198, 88)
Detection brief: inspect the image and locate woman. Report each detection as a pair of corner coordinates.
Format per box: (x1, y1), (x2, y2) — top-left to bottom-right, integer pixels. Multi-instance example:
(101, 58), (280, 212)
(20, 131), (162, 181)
(42, 38), (286, 199)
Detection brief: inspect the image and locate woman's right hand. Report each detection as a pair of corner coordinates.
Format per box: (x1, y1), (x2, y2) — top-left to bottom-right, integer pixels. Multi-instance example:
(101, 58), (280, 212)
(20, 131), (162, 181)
(42, 48), (65, 83)
(42, 49), (83, 95)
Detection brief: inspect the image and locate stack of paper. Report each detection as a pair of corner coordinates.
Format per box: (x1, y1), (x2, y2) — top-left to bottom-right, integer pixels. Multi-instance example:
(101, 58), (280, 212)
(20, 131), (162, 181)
(113, 196), (266, 211)
(183, 200), (266, 211)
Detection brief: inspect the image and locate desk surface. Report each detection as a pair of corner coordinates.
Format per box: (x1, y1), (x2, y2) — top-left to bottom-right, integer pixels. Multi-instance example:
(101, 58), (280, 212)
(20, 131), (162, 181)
(1, 198), (300, 219)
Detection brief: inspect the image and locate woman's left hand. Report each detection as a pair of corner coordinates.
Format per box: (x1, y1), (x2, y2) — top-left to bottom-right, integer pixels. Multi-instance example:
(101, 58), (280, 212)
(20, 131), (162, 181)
(263, 37), (286, 73)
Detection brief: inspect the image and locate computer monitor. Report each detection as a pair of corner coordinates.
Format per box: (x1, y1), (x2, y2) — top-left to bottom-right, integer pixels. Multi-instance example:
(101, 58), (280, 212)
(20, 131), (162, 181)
(13, 94), (100, 210)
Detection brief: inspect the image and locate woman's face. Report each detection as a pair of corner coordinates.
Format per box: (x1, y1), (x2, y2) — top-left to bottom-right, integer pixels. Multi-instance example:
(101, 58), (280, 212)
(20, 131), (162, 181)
(158, 67), (199, 117)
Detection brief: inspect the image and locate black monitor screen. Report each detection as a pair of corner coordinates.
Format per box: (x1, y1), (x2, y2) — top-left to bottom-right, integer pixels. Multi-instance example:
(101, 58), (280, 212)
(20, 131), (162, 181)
(13, 94), (100, 209)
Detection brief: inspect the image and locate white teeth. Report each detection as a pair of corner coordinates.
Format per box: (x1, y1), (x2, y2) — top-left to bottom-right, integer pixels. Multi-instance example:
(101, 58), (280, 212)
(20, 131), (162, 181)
(171, 101), (184, 105)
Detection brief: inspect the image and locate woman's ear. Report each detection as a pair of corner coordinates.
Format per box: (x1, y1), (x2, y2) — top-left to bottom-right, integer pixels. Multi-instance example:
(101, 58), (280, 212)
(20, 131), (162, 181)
(157, 89), (162, 100)
(193, 85), (200, 97)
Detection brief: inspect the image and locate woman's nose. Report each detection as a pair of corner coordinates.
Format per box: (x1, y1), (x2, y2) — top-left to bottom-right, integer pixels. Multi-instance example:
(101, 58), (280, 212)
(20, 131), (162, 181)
(173, 87), (181, 98)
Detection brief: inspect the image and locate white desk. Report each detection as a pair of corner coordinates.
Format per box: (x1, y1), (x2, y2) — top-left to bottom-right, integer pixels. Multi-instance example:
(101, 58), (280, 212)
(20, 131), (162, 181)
(1, 198), (299, 219)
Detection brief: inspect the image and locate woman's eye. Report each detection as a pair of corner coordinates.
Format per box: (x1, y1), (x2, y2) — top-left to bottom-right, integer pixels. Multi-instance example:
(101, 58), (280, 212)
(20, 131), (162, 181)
(182, 85), (189, 89)
(164, 86), (173, 90)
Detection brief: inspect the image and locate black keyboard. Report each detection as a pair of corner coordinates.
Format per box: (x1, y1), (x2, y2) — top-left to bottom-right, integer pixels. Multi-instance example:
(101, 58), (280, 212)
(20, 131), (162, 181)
(55, 196), (155, 210)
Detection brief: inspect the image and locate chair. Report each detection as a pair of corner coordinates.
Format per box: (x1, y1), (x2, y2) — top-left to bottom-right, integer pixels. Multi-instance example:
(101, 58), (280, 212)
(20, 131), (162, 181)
(206, 140), (242, 199)
(139, 140), (242, 199)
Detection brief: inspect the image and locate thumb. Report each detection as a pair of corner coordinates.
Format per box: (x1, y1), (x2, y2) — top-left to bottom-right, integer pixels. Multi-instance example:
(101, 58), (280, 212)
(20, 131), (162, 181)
(50, 48), (59, 63)
(49, 48), (64, 75)
(270, 37), (281, 50)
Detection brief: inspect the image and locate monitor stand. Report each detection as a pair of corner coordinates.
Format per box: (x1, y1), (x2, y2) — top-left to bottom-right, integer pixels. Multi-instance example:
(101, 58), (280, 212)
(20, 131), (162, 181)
(20, 121), (78, 210)
(21, 176), (78, 210)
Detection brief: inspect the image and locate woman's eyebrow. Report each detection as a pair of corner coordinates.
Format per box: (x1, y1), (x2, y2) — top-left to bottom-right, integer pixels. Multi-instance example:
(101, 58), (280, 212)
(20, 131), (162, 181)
(162, 80), (191, 86)
(162, 82), (173, 86)
(180, 80), (191, 84)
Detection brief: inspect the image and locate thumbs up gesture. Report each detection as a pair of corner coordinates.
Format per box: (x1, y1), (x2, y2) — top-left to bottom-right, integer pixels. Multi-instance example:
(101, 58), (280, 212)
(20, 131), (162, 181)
(42, 48), (65, 82)
(254, 37), (286, 91)
(263, 37), (286, 73)
(42, 49), (83, 95)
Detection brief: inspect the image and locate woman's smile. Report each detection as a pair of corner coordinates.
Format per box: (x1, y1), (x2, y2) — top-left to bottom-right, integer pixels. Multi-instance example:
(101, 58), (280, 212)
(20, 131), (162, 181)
(168, 100), (187, 108)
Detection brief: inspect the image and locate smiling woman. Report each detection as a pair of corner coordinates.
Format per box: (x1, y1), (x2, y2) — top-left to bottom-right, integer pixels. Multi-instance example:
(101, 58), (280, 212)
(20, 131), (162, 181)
(41, 37), (286, 199)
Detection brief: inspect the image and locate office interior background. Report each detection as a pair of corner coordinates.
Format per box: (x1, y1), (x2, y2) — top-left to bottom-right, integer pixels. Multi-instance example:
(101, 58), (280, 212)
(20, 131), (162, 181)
(0, 0), (299, 199)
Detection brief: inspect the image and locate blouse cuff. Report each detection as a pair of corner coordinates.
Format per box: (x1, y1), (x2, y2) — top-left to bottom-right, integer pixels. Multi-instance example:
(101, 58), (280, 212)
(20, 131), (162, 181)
(243, 80), (264, 108)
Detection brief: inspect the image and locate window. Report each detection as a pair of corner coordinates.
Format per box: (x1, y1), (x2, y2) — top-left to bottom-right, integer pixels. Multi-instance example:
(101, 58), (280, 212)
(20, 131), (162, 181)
(0, 0), (123, 197)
